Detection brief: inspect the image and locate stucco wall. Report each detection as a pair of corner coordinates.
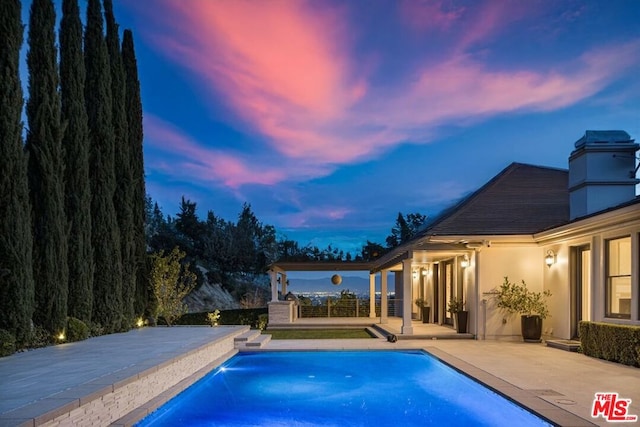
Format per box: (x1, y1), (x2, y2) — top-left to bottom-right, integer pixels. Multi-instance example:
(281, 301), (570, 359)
(476, 245), (545, 340)
(543, 244), (572, 340)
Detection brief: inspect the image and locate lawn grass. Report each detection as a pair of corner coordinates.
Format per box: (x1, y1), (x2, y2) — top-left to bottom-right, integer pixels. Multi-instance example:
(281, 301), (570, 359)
(265, 328), (374, 339)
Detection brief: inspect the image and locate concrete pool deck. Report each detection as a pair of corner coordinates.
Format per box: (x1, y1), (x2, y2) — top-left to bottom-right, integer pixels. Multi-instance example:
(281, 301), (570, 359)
(0, 327), (638, 427)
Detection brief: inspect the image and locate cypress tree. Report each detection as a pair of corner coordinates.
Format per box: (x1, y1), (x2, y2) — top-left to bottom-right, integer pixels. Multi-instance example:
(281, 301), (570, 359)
(0, 0), (35, 345)
(60, 0), (94, 324)
(122, 29), (148, 316)
(104, 0), (135, 328)
(85, 0), (123, 332)
(26, 0), (69, 335)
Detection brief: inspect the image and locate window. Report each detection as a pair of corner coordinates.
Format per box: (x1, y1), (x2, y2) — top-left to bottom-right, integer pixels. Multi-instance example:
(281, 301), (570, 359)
(605, 237), (631, 319)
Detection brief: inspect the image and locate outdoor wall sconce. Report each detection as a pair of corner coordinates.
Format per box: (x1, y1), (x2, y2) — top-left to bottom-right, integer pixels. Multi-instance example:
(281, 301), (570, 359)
(422, 268), (428, 276)
(545, 250), (556, 267)
(460, 255), (469, 268)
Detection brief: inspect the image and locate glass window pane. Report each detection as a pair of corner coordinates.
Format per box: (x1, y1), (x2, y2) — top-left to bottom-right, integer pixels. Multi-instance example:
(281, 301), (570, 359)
(606, 236), (631, 319)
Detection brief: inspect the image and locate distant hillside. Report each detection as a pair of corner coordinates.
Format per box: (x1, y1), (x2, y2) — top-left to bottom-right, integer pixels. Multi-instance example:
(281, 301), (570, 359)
(287, 275), (395, 295)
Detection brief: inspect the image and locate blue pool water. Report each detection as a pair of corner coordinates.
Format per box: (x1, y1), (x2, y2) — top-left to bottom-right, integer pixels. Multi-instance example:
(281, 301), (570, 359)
(137, 350), (552, 426)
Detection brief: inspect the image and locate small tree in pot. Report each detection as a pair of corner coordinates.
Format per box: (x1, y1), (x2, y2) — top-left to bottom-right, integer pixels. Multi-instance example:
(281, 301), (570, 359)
(415, 298), (430, 323)
(496, 277), (551, 342)
(448, 297), (468, 333)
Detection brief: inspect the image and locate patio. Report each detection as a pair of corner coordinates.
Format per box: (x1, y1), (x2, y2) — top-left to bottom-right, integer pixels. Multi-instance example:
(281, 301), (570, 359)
(1, 326), (638, 426)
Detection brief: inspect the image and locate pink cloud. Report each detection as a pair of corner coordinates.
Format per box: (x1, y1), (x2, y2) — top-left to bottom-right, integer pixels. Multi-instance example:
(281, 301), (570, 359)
(280, 206), (353, 228)
(136, 0), (640, 184)
(398, 0), (465, 32)
(363, 40), (640, 132)
(144, 115), (285, 188)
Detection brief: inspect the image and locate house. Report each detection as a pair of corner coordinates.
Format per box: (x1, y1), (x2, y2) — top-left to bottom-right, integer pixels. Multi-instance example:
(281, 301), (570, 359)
(269, 130), (640, 340)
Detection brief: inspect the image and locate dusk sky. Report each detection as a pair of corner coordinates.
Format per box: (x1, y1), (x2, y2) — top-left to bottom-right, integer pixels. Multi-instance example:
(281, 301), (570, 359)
(24, 1), (640, 254)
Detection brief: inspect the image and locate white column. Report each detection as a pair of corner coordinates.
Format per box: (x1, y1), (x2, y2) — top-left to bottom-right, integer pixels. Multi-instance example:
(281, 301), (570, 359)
(402, 259), (414, 335)
(380, 270), (388, 324)
(281, 273), (288, 296)
(369, 273), (376, 318)
(270, 270), (278, 302)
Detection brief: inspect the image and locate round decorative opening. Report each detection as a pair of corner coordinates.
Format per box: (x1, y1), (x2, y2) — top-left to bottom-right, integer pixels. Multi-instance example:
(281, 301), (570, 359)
(331, 274), (342, 285)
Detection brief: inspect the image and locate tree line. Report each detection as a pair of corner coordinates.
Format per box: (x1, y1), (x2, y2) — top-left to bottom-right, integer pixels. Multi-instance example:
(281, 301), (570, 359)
(0, 0), (428, 350)
(0, 0), (145, 347)
(146, 196), (427, 292)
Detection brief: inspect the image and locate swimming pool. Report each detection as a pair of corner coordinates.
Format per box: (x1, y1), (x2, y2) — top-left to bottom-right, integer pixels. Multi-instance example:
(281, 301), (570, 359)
(137, 350), (552, 426)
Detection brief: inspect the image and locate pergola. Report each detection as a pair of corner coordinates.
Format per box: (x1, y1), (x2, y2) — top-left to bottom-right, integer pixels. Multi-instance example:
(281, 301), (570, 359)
(268, 242), (469, 335)
(267, 261), (382, 324)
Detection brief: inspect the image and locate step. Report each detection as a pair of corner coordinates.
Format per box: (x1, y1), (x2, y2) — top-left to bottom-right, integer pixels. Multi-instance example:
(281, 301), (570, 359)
(234, 329), (261, 343)
(546, 339), (581, 352)
(245, 334), (271, 348)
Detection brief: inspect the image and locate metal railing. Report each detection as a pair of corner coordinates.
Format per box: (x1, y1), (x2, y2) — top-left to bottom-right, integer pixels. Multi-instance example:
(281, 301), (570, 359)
(298, 298), (400, 318)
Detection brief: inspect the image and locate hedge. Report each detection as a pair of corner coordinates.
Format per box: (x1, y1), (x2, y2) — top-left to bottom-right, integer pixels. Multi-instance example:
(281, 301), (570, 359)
(579, 321), (640, 367)
(158, 308), (268, 329)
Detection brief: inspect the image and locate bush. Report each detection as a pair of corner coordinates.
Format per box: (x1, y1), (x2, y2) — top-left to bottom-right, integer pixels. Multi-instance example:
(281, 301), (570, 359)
(258, 314), (268, 331)
(168, 308), (268, 329)
(579, 321), (640, 367)
(88, 322), (106, 337)
(67, 317), (90, 342)
(495, 277), (551, 319)
(28, 325), (53, 348)
(0, 329), (16, 357)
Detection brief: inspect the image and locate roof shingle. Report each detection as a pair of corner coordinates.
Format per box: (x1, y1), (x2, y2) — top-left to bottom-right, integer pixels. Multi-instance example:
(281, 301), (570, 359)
(421, 163), (569, 236)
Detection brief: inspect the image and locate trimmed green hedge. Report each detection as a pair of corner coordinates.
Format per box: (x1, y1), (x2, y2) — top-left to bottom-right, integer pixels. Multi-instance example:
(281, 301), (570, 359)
(579, 321), (640, 367)
(159, 308), (268, 329)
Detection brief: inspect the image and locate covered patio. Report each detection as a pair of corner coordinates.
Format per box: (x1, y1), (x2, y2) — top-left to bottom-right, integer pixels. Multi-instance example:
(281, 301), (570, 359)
(269, 243), (474, 338)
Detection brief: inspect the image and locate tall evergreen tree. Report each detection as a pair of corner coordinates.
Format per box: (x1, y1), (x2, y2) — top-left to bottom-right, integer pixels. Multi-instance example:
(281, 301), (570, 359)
(123, 29), (148, 316)
(0, 0), (35, 344)
(60, 0), (94, 323)
(104, 0), (135, 327)
(26, 0), (69, 334)
(85, 0), (123, 332)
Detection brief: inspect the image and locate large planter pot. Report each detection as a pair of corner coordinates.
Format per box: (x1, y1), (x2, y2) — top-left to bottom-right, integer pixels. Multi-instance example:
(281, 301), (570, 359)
(521, 315), (542, 342)
(421, 307), (430, 323)
(454, 311), (468, 333)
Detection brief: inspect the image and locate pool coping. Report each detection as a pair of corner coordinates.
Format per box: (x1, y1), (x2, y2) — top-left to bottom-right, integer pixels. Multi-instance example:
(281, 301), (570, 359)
(119, 343), (597, 427)
(423, 347), (597, 427)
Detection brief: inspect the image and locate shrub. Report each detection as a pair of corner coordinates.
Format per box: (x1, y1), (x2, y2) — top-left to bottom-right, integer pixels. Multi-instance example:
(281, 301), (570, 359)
(88, 322), (106, 337)
(66, 317), (90, 342)
(207, 310), (221, 326)
(28, 325), (53, 348)
(258, 314), (268, 331)
(579, 321), (640, 367)
(495, 277), (552, 319)
(168, 308), (269, 329)
(0, 329), (16, 357)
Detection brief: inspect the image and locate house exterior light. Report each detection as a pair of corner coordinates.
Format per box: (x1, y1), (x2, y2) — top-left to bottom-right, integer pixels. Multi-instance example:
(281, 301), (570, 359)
(460, 255), (469, 268)
(545, 250), (556, 267)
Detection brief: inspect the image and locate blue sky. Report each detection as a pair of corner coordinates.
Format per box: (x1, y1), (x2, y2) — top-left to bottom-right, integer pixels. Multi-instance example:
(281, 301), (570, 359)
(22, 1), (640, 255)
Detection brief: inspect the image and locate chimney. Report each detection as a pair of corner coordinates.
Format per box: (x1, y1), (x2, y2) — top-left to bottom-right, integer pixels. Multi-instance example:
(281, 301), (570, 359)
(569, 130), (639, 220)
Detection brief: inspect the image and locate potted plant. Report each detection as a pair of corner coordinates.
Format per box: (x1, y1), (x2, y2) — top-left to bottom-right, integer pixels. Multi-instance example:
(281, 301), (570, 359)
(447, 297), (468, 333)
(415, 298), (431, 323)
(495, 277), (552, 342)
